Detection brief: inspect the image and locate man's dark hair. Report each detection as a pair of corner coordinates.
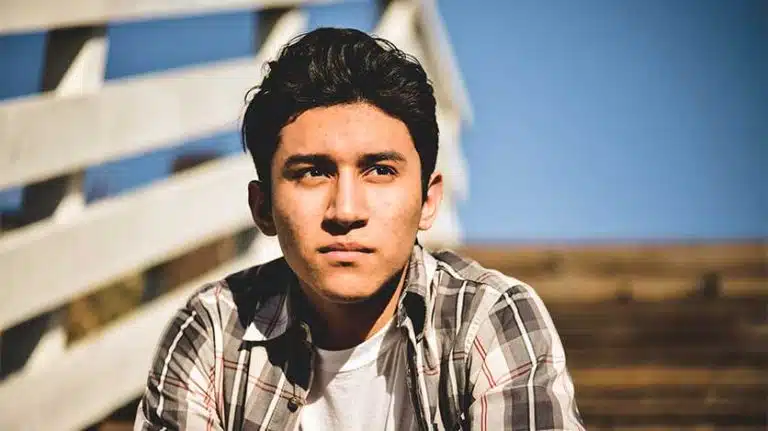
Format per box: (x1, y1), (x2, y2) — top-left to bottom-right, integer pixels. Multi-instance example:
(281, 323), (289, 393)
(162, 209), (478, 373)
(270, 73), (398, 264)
(241, 27), (438, 199)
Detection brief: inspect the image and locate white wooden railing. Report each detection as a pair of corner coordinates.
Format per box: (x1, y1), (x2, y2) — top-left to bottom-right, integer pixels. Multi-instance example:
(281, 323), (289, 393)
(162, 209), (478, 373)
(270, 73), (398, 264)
(0, 1), (471, 429)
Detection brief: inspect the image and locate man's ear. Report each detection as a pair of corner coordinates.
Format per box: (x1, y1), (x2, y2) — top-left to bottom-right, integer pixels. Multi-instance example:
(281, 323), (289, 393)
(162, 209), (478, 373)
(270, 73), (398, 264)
(248, 180), (277, 236)
(418, 172), (444, 231)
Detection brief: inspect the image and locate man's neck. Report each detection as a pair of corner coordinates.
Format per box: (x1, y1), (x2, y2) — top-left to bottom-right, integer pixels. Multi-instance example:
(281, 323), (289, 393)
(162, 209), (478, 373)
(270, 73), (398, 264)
(298, 267), (407, 351)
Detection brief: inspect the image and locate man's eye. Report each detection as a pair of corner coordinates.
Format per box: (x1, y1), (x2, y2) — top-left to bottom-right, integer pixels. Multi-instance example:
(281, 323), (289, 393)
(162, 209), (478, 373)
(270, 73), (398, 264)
(296, 167), (327, 179)
(368, 165), (396, 176)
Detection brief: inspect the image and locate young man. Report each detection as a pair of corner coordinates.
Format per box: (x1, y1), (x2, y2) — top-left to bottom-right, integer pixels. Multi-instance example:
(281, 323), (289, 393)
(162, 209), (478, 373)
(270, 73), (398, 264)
(135, 28), (584, 430)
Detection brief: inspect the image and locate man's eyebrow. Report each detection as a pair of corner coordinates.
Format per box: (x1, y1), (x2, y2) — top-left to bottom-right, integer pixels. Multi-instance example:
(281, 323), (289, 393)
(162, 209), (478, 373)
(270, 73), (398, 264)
(358, 151), (407, 167)
(282, 154), (334, 168)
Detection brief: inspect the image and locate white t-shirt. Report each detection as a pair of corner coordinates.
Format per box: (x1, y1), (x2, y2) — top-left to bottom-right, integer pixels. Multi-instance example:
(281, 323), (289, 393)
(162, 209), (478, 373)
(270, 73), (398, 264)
(298, 319), (417, 430)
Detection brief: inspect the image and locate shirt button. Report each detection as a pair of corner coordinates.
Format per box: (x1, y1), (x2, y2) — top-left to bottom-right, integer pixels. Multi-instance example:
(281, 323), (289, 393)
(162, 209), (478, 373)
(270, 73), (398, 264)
(287, 396), (303, 412)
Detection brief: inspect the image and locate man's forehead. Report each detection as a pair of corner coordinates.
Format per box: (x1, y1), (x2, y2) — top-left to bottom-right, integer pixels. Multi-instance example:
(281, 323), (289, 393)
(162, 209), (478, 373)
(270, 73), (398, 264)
(276, 103), (416, 161)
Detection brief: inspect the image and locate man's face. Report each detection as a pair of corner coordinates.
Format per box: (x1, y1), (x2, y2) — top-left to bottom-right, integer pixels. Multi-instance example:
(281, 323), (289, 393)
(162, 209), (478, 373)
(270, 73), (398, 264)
(256, 102), (441, 303)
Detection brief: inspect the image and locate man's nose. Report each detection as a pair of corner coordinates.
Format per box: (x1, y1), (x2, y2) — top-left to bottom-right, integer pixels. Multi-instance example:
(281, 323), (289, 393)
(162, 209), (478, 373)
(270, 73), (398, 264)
(324, 172), (368, 232)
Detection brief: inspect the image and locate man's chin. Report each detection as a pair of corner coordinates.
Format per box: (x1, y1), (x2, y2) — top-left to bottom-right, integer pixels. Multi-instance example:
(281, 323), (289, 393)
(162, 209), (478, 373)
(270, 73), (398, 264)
(313, 272), (395, 304)
(298, 262), (406, 306)
(315, 280), (381, 304)
(318, 290), (373, 304)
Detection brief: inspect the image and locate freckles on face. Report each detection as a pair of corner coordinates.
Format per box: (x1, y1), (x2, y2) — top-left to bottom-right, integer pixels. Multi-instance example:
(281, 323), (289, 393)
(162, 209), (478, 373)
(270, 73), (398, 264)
(268, 102), (425, 301)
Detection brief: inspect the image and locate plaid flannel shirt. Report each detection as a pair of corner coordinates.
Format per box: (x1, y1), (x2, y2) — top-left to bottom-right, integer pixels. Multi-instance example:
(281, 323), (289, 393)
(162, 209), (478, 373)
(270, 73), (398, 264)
(135, 244), (584, 430)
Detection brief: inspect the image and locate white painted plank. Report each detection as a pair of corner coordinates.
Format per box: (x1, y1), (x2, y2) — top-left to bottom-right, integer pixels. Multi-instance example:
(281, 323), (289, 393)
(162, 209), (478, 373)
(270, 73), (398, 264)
(416, 0), (473, 123)
(0, 0), (336, 34)
(420, 110), (464, 248)
(0, 10), (307, 189)
(374, 0), (417, 51)
(17, 25), (108, 373)
(436, 109), (468, 201)
(0, 155), (256, 331)
(375, 0), (473, 122)
(0, 240), (277, 431)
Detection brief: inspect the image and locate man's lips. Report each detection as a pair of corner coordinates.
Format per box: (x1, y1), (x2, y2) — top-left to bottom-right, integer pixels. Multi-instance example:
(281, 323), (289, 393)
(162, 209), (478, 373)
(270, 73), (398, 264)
(318, 242), (374, 256)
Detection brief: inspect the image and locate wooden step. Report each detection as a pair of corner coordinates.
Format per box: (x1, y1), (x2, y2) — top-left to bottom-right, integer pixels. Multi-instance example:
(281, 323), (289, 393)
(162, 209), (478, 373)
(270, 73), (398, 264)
(458, 242), (768, 302)
(548, 298), (767, 324)
(587, 426), (766, 431)
(565, 345), (766, 368)
(459, 242), (768, 280)
(572, 366), (767, 426)
(578, 397), (766, 416)
(581, 408), (766, 428)
(571, 366), (767, 388)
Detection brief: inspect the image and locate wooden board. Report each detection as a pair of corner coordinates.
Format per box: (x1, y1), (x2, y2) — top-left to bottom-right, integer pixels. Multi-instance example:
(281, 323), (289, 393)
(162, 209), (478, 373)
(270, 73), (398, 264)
(459, 242), (767, 278)
(0, 245), (271, 431)
(0, 10), (306, 189)
(0, 0), (334, 34)
(571, 366), (767, 389)
(0, 156), (254, 331)
(457, 242), (768, 301)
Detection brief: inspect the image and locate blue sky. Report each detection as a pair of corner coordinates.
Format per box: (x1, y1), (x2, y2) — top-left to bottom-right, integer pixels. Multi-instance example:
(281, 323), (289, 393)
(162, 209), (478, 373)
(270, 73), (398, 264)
(0, 0), (765, 242)
(440, 0), (767, 241)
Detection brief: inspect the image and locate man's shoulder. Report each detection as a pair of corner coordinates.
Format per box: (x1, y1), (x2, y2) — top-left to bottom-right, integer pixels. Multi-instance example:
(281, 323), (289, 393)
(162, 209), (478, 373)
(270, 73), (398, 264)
(428, 248), (554, 336)
(429, 248), (561, 357)
(430, 248), (534, 299)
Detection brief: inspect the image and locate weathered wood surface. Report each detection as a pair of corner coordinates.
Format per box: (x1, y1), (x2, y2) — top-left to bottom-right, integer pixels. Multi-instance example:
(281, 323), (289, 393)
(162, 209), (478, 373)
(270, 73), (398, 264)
(561, 300), (767, 427)
(458, 242), (767, 277)
(563, 304), (767, 427)
(458, 242), (767, 301)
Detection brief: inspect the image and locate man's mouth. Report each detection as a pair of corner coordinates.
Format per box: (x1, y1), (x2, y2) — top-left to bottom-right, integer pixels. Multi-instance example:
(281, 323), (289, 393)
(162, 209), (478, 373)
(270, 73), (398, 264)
(318, 242), (374, 260)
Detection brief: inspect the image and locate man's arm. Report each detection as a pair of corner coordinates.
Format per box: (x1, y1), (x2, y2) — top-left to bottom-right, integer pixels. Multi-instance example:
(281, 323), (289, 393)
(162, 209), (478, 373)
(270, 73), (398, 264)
(134, 297), (223, 431)
(465, 286), (584, 430)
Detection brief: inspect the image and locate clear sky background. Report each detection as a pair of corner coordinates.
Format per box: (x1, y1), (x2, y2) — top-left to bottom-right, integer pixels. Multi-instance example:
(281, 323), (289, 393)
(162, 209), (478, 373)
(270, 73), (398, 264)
(0, 0), (765, 243)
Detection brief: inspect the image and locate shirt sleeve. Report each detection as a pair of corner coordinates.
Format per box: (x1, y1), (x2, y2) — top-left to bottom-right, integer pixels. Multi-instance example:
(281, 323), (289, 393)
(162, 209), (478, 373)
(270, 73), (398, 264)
(465, 286), (585, 430)
(134, 296), (224, 431)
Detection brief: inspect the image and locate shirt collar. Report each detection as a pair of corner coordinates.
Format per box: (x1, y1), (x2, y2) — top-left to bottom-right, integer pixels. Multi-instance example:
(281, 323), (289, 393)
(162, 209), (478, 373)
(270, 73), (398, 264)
(241, 258), (298, 342)
(241, 243), (436, 343)
(396, 243), (437, 340)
